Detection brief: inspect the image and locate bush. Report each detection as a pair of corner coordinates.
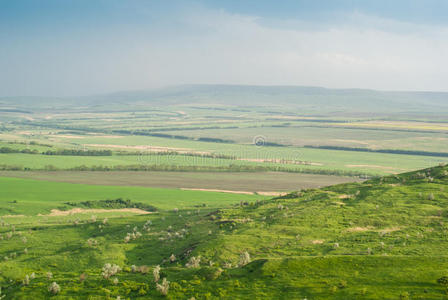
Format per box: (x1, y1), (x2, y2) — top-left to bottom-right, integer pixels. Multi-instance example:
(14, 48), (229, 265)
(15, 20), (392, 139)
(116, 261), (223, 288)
(48, 282), (60, 294)
(186, 256), (201, 268)
(438, 276), (448, 285)
(239, 251), (251, 266)
(156, 278), (170, 296)
(102, 263), (121, 279)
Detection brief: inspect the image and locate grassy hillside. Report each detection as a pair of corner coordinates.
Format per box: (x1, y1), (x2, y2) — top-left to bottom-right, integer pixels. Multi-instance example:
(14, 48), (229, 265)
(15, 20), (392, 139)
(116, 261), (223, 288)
(1, 164), (448, 299)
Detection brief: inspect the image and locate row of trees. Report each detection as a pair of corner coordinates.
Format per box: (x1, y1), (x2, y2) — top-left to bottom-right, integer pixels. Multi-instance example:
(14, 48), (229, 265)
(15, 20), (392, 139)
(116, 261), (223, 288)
(304, 145), (448, 157)
(0, 163), (371, 177)
(0, 147), (112, 156)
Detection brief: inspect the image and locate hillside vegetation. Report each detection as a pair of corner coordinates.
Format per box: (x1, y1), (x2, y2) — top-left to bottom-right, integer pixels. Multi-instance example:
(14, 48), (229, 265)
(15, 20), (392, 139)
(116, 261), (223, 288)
(1, 164), (448, 299)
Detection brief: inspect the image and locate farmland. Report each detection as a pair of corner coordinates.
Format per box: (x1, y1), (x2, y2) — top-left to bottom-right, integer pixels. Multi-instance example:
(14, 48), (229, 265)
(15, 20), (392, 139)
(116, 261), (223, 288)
(1, 85), (448, 299)
(0, 171), (361, 193)
(2, 85), (448, 182)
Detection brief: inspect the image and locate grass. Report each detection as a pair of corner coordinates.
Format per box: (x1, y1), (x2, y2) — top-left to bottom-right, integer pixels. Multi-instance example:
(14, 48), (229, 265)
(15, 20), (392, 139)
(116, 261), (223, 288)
(0, 177), (262, 214)
(1, 165), (448, 299)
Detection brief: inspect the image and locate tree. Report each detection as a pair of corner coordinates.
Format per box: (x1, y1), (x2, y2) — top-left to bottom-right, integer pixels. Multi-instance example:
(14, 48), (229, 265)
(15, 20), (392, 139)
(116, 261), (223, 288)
(48, 282), (61, 294)
(156, 278), (170, 296)
(153, 265), (161, 282)
(186, 256), (201, 268)
(239, 251), (251, 266)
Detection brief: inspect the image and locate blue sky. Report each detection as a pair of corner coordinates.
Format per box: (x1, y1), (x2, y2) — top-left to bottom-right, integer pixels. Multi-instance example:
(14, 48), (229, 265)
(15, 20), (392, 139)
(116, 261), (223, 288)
(1, 0), (448, 96)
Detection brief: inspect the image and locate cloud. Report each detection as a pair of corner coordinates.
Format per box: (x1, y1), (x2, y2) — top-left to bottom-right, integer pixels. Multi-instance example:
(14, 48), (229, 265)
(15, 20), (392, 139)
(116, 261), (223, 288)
(1, 4), (448, 96)
(160, 8), (448, 91)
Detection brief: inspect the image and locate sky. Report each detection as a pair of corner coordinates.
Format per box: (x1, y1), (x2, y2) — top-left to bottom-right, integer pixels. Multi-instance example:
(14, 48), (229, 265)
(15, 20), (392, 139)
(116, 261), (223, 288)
(1, 0), (448, 96)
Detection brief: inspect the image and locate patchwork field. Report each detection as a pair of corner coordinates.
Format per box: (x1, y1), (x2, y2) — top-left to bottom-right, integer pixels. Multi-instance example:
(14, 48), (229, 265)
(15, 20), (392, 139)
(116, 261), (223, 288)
(1, 85), (448, 299)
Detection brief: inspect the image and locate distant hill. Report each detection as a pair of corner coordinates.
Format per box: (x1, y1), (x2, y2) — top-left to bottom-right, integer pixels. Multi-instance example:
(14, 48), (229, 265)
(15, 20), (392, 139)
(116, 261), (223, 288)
(92, 84), (448, 112)
(2, 84), (448, 115)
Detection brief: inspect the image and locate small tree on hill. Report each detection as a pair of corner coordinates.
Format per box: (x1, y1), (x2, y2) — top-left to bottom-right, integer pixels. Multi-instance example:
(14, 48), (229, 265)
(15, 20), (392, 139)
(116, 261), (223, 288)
(153, 265), (161, 282)
(239, 251), (251, 266)
(48, 282), (60, 294)
(156, 278), (170, 296)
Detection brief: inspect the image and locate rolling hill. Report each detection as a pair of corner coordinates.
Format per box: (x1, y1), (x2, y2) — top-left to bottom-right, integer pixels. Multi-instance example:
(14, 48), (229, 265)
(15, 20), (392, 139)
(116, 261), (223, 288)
(2, 85), (448, 116)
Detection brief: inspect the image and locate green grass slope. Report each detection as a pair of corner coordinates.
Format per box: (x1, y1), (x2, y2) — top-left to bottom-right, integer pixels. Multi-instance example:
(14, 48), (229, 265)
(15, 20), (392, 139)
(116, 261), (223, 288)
(1, 164), (448, 299)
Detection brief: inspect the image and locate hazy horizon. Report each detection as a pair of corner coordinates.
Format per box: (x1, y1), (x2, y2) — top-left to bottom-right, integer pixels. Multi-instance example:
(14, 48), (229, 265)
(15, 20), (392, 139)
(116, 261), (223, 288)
(4, 83), (448, 99)
(2, 0), (448, 97)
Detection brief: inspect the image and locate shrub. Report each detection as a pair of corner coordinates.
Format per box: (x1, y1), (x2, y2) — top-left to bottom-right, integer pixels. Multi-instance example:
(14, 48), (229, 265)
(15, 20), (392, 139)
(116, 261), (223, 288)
(23, 275), (30, 286)
(102, 263), (121, 279)
(207, 268), (223, 280)
(239, 251), (251, 266)
(48, 282), (60, 294)
(139, 265), (150, 274)
(153, 265), (161, 282)
(156, 278), (170, 296)
(437, 276), (448, 285)
(186, 256), (201, 268)
(87, 238), (98, 247)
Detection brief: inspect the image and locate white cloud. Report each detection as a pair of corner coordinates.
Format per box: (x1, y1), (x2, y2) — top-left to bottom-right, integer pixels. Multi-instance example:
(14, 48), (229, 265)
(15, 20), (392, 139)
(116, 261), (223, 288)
(1, 7), (448, 96)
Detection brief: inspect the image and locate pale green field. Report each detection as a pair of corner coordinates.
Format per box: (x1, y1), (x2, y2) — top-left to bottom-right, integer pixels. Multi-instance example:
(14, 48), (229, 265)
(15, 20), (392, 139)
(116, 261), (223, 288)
(1, 143), (447, 175)
(160, 125), (448, 152)
(0, 177), (261, 214)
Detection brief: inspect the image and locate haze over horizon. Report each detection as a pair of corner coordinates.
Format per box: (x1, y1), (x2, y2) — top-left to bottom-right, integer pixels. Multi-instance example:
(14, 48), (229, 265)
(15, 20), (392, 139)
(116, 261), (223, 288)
(1, 0), (448, 97)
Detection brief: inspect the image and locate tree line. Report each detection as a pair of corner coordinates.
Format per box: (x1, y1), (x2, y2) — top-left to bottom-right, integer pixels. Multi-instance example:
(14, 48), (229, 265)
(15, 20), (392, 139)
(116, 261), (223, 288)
(0, 147), (112, 156)
(0, 163), (372, 178)
(304, 145), (448, 157)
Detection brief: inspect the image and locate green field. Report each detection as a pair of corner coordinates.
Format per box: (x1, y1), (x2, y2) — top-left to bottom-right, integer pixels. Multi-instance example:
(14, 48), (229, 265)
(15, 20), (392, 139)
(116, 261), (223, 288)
(0, 177), (261, 214)
(1, 145), (448, 177)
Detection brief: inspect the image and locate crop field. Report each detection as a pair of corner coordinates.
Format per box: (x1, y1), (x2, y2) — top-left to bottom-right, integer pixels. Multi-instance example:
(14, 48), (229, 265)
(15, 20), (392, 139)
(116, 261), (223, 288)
(2, 128), (448, 177)
(0, 171), (362, 193)
(160, 125), (448, 152)
(2, 98), (448, 181)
